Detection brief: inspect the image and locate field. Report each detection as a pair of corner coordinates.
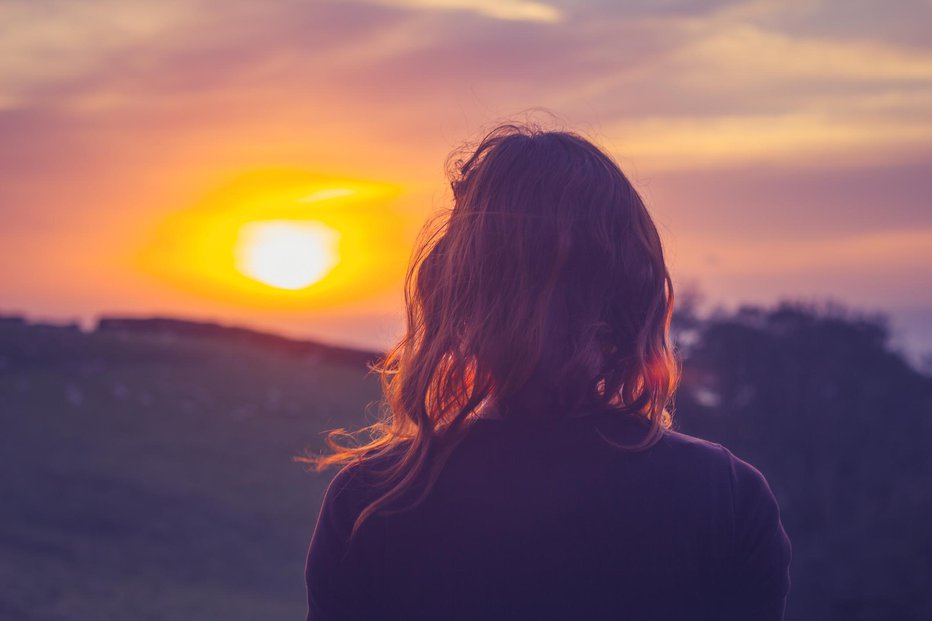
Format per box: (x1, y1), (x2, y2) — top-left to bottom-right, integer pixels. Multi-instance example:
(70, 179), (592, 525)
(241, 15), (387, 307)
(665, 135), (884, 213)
(0, 320), (380, 620)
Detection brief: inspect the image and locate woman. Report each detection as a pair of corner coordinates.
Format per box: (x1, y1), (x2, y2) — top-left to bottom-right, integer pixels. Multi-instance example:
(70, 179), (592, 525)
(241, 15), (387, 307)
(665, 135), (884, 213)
(303, 123), (792, 620)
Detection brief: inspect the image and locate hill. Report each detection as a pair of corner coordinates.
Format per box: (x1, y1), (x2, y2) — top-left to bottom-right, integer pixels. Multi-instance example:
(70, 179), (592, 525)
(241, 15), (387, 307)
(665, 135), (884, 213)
(0, 317), (381, 620)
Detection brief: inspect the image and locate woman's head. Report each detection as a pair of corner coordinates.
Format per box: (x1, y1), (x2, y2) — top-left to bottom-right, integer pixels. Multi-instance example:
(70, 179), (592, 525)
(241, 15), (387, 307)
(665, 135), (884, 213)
(305, 122), (679, 535)
(421, 124), (677, 422)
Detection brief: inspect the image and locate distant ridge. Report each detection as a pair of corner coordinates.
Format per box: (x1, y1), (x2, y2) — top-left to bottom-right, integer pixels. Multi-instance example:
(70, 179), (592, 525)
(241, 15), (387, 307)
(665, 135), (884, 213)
(0, 313), (381, 369)
(95, 316), (383, 368)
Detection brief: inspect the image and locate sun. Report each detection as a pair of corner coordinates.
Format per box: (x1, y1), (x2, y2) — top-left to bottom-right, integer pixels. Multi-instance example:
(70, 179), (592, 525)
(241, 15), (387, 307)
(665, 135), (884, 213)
(234, 220), (340, 290)
(138, 171), (409, 306)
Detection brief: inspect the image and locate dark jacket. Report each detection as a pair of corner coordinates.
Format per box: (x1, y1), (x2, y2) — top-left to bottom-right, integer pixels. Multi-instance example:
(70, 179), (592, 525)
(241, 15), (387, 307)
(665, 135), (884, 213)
(305, 412), (792, 620)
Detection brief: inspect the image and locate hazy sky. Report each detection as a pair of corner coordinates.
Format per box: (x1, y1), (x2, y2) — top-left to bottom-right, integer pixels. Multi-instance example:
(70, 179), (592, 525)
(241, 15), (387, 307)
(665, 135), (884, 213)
(2, 0), (931, 359)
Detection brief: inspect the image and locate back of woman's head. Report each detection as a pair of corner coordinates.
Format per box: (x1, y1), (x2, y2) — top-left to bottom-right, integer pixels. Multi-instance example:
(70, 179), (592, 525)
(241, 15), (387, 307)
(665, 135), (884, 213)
(420, 124), (677, 422)
(306, 122), (679, 535)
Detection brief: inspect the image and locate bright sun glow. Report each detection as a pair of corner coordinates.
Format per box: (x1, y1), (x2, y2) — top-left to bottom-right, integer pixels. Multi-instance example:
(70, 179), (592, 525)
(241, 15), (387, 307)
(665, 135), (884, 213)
(234, 220), (341, 290)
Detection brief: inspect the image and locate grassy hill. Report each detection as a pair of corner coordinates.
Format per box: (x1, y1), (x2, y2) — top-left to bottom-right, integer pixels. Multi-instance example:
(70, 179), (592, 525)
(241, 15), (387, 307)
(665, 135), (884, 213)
(0, 318), (381, 621)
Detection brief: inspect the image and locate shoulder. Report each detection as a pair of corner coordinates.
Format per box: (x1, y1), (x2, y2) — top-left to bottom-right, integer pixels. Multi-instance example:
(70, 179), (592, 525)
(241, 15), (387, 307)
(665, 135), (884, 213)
(319, 445), (408, 522)
(307, 449), (408, 619)
(658, 427), (729, 455)
(655, 429), (784, 518)
(660, 432), (790, 545)
(658, 428), (768, 476)
(658, 429), (792, 568)
(655, 427), (734, 475)
(308, 448), (406, 575)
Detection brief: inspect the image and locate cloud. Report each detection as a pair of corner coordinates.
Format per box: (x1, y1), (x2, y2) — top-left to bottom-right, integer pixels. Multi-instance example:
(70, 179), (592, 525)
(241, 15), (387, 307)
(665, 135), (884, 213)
(0, 0), (196, 109)
(369, 0), (562, 23)
(669, 227), (932, 318)
(749, 0), (932, 49)
(643, 156), (932, 241)
(672, 22), (932, 83)
(675, 228), (932, 280)
(603, 113), (932, 170)
(558, 15), (932, 169)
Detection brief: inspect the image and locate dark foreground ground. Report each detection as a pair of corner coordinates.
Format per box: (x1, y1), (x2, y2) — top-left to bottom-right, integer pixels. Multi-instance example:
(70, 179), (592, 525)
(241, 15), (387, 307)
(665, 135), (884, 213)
(0, 305), (930, 620)
(0, 318), (380, 621)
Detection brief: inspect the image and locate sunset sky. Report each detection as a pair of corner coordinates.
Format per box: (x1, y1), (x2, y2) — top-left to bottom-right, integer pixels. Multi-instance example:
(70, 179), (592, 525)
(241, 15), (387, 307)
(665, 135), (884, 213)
(2, 0), (931, 360)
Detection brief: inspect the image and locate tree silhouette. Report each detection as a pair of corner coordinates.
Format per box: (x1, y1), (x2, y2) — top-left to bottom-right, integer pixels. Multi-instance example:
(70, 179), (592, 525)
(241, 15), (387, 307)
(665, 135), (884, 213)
(674, 301), (932, 621)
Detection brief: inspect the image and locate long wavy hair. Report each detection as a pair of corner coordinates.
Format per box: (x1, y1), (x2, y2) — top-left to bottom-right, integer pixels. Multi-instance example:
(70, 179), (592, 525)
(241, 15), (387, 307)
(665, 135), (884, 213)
(301, 123), (679, 538)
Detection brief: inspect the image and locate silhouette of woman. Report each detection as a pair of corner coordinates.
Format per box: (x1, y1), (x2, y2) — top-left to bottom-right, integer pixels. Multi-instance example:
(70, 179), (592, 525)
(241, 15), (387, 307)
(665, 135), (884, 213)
(303, 123), (792, 620)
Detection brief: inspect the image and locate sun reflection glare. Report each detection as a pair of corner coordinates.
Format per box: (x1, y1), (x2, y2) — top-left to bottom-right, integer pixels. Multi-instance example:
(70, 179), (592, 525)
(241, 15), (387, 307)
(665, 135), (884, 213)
(234, 220), (340, 290)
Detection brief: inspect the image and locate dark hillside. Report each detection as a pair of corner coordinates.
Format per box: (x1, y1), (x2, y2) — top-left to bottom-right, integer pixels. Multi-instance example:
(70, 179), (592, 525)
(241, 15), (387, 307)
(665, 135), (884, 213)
(0, 318), (380, 620)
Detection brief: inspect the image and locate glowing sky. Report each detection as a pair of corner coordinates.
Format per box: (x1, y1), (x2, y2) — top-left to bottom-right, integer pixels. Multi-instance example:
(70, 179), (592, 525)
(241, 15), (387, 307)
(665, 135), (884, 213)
(1, 0), (931, 359)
